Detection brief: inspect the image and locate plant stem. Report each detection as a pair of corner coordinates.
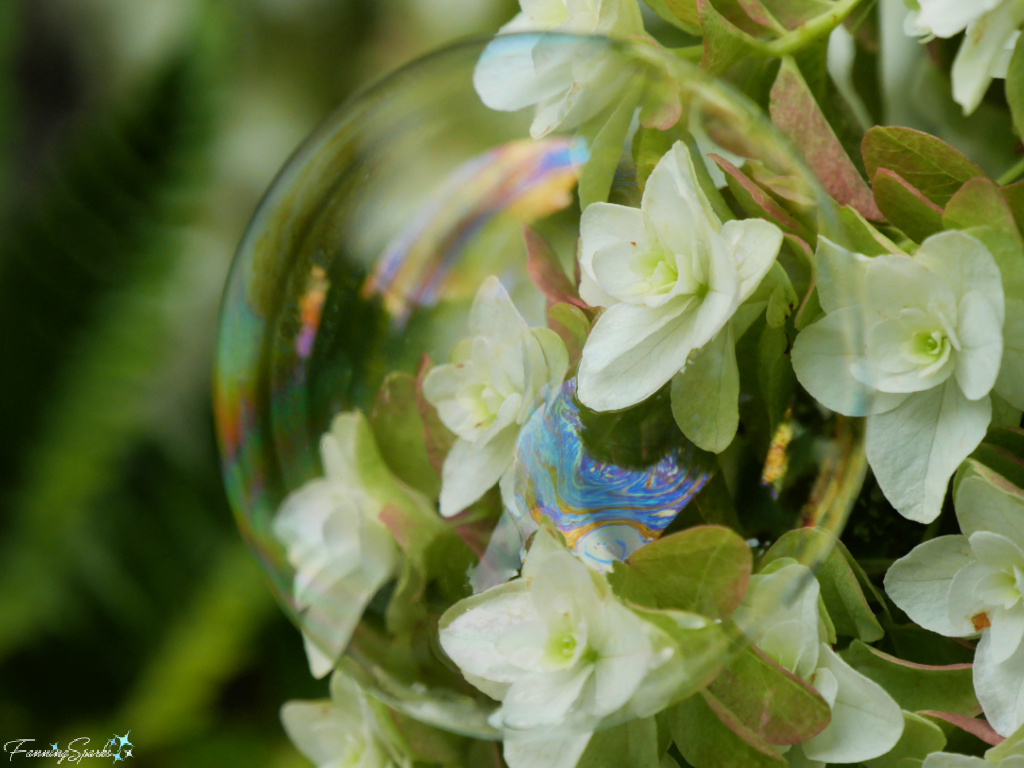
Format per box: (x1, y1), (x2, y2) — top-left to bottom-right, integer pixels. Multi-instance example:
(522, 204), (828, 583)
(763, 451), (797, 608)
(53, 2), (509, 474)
(756, 0), (870, 57)
(997, 154), (1024, 185)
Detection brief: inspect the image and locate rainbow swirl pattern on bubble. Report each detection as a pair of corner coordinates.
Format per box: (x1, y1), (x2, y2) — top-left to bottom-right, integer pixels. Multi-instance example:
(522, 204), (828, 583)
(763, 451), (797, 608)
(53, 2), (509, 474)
(508, 378), (714, 571)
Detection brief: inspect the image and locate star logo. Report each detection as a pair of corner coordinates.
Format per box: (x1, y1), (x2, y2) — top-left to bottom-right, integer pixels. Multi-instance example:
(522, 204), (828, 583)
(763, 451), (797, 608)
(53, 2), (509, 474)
(108, 738), (117, 748)
(124, 749), (132, 758)
(50, 743), (58, 751)
(112, 755), (122, 764)
(115, 732), (132, 750)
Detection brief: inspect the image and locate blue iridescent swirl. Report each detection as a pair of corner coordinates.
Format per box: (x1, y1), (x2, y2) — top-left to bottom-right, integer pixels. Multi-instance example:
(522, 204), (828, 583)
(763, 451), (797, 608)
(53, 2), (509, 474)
(508, 378), (714, 570)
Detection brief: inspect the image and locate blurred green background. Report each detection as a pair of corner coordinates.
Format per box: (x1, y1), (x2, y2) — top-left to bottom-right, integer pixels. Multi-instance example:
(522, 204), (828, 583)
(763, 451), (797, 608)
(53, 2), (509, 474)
(0, 1), (516, 766)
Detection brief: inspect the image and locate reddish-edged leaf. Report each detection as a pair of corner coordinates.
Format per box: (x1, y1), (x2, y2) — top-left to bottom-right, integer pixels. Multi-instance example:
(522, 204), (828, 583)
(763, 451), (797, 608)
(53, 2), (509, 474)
(841, 640), (980, 717)
(524, 226), (585, 310)
(944, 177), (1024, 297)
(872, 168), (944, 243)
(862, 126), (985, 206)
(708, 647), (831, 745)
(770, 58), (881, 220)
(610, 525), (752, 618)
(370, 371), (441, 497)
(920, 711), (1004, 747)
(643, 0), (702, 34)
(710, 154), (808, 238)
(414, 355), (455, 477)
(672, 692), (787, 768)
(1003, 179), (1024, 234)
(697, 0), (760, 75)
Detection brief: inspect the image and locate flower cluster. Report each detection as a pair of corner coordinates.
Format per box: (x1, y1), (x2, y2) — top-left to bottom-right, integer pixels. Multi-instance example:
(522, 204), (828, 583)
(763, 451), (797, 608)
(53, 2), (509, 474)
(263, 1), (1024, 767)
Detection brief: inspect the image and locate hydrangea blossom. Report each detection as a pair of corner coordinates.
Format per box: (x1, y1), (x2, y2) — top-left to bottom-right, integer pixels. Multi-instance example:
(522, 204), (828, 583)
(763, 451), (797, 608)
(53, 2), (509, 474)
(438, 527), (691, 768)
(274, 414), (400, 678)
(921, 731), (1024, 767)
(885, 462), (1024, 736)
(904, 0), (1024, 114)
(737, 561), (903, 766)
(423, 276), (567, 517)
(280, 671), (401, 768)
(575, 140), (782, 450)
(792, 232), (1009, 523)
(472, 0), (645, 138)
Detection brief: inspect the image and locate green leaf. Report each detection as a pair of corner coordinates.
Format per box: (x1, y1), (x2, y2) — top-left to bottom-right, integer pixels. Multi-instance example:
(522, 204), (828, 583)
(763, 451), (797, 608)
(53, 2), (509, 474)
(862, 126), (985, 207)
(609, 525), (752, 618)
(1007, 32), (1024, 139)
(760, 0), (832, 30)
(670, 692), (787, 768)
(579, 717), (660, 768)
(986, 718), (1024, 762)
(697, 0), (762, 75)
(670, 325), (740, 453)
(838, 205), (906, 256)
(762, 528), (884, 642)
(548, 302), (591, 364)
(711, 154), (810, 239)
(968, 427), (1024, 492)
(764, 261), (799, 329)
(1002, 180), (1024, 234)
(872, 168), (945, 243)
(770, 57), (880, 220)
(920, 711), (1002, 748)
(524, 225), (583, 309)
(643, 0), (702, 35)
(841, 640), (980, 717)
(757, 323), (795, 433)
(943, 178), (1024, 299)
(862, 711), (947, 768)
(707, 647), (831, 745)
(578, 83), (642, 211)
(369, 372), (441, 498)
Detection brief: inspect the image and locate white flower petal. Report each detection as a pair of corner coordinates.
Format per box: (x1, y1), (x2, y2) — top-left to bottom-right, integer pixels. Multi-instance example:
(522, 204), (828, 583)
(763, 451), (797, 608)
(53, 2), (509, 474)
(800, 645), (904, 764)
(916, 0), (1002, 38)
(502, 667), (595, 729)
(990, 606), (1024, 665)
(864, 253), (956, 327)
(815, 237), (870, 315)
(948, 560), (998, 636)
(502, 731), (593, 768)
(439, 580), (538, 686)
(719, 218), (783, 301)
(921, 753), (990, 768)
(792, 308), (908, 417)
(956, 467), (1024, 544)
(642, 142), (718, 253)
(974, 627), (1024, 736)
(996, 300), (1024, 411)
(969, 531), (1024, 575)
(866, 380), (991, 523)
(915, 231), (1004, 324)
(473, 36), (572, 113)
(884, 535), (976, 637)
(439, 425), (518, 517)
(952, 2), (1024, 114)
(576, 300), (700, 411)
(956, 290), (1004, 400)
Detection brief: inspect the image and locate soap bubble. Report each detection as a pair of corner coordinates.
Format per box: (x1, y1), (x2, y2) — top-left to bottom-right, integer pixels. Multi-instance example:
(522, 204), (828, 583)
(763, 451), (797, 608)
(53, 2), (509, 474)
(214, 33), (868, 738)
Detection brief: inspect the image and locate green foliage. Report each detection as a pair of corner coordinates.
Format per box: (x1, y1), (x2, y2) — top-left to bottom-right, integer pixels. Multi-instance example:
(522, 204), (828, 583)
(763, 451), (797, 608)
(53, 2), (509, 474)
(609, 525), (752, 618)
(841, 640), (980, 717)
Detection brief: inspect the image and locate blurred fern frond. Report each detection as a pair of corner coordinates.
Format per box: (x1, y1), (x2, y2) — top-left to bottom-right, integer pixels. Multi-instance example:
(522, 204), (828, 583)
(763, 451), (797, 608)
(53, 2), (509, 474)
(0, 33), (222, 660)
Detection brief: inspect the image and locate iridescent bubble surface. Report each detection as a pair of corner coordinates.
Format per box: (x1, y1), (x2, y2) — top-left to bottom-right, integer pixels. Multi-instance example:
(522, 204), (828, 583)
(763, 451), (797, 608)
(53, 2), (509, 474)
(506, 378), (714, 571)
(214, 33), (872, 738)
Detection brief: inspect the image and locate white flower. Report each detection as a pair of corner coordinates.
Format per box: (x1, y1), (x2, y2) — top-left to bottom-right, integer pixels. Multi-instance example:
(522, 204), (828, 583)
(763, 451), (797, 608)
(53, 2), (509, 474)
(280, 671), (401, 768)
(904, 0), (1024, 114)
(576, 141), (782, 415)
(423, 276), (567, 517)
(738, 562), (903, 766)
(274, 414), (401, 678)
(439, 528), (687, 768)
(885, 462), (1024, 736)
(792, 232), (1008, 523)
(473, 0), (645, 138)
(921, 731), (1024, 767)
